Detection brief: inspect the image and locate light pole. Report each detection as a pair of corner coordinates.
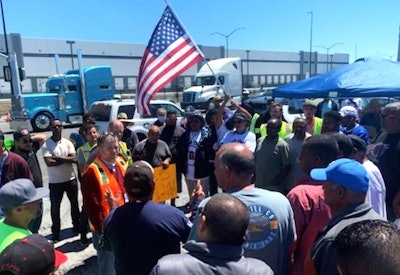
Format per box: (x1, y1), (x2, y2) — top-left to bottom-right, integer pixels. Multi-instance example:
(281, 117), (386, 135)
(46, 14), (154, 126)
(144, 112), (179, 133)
(314, 43), (343, 72)
(66, 40), (75, 69)
(246, 50), (250, 87)
(354, 43), (358, 61)
(210, 27), (244, 57)
(0, 0), (12, 94)
(308, 11), (313, 77)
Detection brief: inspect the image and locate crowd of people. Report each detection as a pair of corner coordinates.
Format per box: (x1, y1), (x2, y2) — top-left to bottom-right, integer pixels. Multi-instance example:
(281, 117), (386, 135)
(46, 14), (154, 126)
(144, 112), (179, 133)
(0, 96), (399, 275)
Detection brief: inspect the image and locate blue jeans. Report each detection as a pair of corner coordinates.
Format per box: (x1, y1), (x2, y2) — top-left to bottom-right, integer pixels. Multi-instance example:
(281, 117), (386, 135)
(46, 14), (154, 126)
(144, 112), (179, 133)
(92, 232), (115, 275)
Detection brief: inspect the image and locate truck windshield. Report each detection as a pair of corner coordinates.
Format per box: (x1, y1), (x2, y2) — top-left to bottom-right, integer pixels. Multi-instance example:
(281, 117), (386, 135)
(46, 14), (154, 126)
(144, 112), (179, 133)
(46, 78), (65, 93)
(194, 76), (216, 86)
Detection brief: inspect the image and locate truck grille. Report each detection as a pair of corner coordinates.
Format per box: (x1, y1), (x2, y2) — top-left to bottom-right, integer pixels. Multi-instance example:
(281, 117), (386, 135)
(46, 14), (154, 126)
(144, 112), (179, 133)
(182, 92), (196, 103)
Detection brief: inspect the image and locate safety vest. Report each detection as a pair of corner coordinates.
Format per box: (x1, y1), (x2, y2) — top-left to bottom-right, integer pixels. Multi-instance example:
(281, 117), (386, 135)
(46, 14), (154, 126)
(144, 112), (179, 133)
(249, 113), (261, 134)
(313, 117), (323, 135)
(119, 141), (132, 168)
(87, 158), (126, 231)
(77, 142), (96, 163)
(260, 121), (292, 139)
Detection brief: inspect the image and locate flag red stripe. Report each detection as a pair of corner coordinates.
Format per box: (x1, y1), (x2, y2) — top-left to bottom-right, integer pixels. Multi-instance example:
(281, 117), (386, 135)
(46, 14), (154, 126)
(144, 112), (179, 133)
(144, 49), (202, 102)
(139, 38), (199, 100)
(138, 36), (192, 93)
(137, 37), (201, 113)
(135, 6), (204, 114)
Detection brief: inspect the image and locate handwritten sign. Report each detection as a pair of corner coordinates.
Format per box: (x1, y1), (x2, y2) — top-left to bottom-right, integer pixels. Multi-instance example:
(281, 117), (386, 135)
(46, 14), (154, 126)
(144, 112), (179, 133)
(152, 164), (178, 202)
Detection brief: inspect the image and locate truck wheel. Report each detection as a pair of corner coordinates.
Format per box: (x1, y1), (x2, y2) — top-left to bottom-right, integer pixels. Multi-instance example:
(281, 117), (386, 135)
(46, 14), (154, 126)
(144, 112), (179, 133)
(31, 112), (53, 132)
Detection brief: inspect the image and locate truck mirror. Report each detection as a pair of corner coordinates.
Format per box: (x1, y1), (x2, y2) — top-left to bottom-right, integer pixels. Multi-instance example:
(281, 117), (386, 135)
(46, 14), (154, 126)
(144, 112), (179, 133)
(3, 66), (11, 82)
(19, 67), (26, 80)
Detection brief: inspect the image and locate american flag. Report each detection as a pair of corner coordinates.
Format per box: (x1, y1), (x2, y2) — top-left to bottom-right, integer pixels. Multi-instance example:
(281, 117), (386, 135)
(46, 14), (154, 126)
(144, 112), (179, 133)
(136, 6), (204, 115)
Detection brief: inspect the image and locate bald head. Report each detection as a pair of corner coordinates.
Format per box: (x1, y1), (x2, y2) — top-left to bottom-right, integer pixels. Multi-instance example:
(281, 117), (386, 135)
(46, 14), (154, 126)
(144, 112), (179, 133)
(215, 143), (255, 191)
(108, 119), (124, 141)
(148, 125), (160, 143)
(199, 193), (250, 245)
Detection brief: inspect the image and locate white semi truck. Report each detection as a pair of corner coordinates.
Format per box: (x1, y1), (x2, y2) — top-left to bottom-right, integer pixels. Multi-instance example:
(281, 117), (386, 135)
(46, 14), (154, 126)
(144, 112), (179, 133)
(180, 57), (243, 110)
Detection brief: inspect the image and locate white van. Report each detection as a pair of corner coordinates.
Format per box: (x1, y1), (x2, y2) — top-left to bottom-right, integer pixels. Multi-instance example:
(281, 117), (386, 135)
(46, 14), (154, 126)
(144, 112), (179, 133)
(88, 99), (184, 140)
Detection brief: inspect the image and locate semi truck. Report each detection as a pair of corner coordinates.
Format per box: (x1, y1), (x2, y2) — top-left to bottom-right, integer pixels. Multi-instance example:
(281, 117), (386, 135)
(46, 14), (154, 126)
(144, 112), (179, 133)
(180, 57), (243, 110)
(10, 65), (115, 131)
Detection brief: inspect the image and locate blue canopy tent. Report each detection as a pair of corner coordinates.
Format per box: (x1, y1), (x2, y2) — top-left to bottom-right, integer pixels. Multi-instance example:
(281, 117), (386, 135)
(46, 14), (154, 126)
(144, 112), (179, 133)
(273, 57), (400, 98)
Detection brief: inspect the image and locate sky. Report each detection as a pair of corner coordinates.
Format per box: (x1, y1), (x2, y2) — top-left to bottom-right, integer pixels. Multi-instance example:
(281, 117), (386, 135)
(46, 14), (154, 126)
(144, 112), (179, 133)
(3, 0), (400, 62)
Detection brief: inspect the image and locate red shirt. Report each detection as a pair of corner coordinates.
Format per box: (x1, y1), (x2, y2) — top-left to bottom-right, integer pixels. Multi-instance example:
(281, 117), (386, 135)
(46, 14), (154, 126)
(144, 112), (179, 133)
(286, 178), (332, 275)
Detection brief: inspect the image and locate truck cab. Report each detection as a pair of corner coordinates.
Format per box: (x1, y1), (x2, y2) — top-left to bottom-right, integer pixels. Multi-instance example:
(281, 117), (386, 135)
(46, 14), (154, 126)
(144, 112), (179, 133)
(11, 66), (115, 131)
(181, 57), (242, 110)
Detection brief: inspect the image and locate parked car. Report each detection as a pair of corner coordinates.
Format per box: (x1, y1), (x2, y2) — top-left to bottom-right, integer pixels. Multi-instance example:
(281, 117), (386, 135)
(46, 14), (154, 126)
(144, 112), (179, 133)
(243, 89), (305, 123)
(88, 99), (184, 141)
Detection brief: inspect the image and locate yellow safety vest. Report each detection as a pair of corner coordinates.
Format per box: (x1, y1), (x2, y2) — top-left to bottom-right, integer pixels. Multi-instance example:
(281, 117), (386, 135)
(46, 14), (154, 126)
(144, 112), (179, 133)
(249, 113), (260, 134)
(313, 117), (323, 135)
(119, 141), (132, 167)
(260, 121), (292, 138)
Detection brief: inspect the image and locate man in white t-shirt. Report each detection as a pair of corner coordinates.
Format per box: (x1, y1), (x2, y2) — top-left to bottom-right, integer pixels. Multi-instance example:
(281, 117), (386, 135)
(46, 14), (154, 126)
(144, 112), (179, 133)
(42, 118), (80, 242)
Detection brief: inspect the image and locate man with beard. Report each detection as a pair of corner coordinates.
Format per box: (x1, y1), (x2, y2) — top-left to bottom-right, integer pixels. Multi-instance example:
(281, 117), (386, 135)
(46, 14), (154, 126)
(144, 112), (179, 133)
(284, 118), (311, 193)
(12, 128), (46, 233)
(255, 118), (291, 193)
(375, 103), (400, 221)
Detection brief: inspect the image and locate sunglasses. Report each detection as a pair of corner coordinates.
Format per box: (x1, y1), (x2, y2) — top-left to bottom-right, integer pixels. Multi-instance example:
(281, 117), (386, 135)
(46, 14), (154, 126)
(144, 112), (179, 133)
(381, 114), (394, 119)
(22, 139), (33, 144)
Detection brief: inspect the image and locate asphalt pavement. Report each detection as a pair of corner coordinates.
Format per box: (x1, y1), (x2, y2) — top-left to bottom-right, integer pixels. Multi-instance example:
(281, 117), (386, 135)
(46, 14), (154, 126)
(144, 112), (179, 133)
(0, 122), (190, 275)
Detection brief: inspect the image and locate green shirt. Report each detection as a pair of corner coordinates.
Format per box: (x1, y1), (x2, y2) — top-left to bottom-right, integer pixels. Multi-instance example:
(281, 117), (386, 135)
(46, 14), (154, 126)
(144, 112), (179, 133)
(0, 218), (31, 253)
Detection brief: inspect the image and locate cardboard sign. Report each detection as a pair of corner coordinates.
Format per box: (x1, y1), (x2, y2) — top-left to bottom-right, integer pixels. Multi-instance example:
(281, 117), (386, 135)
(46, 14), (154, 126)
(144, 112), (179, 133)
(152, 164), (178, 202)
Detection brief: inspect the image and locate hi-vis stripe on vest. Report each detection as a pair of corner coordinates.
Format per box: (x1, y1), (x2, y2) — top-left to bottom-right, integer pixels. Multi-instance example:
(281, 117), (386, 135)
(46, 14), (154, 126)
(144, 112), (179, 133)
(92, 161), (109, 185)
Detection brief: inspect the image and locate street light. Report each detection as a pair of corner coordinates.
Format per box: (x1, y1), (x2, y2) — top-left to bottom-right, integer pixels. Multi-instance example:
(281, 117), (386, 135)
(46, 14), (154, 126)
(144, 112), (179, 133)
(246, 50), (250, 87)
(210, 27), (244, 57)
(314, 43), (343, 72)
(66, 40), (75, 69)
(308, 11), (313, 77)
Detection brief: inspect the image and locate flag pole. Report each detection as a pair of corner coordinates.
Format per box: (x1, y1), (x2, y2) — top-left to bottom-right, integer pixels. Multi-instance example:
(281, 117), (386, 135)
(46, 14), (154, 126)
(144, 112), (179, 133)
(164, 2), (225, 96)
(165, 2), (205, 60)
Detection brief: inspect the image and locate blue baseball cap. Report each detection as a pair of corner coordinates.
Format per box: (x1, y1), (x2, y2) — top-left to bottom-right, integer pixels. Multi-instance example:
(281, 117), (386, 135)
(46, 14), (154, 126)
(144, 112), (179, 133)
(0, 178), (49, 209)
(310, 158), (369, 192)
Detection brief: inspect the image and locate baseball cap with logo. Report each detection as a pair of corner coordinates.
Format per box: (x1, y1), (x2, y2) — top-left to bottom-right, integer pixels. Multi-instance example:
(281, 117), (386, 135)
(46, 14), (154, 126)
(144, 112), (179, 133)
(0, 234), (68, 275)
(13, 128), (31, 141)
(0, 179), (49, 209)
(310, 158), (369, 192)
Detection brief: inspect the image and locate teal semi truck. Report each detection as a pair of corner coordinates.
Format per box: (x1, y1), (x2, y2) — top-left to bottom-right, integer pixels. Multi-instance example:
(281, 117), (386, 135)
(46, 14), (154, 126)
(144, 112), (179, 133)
(10, 65), (115, 131)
